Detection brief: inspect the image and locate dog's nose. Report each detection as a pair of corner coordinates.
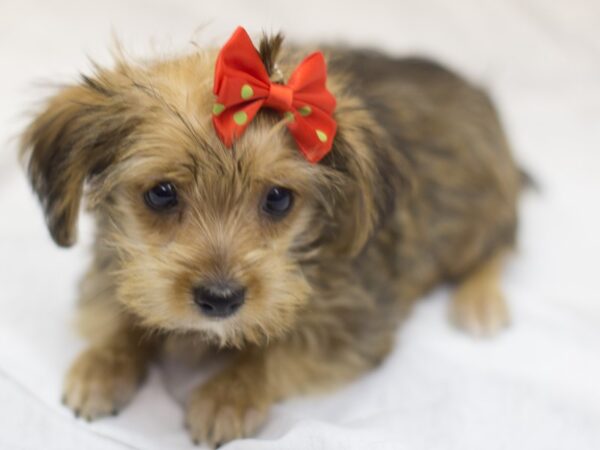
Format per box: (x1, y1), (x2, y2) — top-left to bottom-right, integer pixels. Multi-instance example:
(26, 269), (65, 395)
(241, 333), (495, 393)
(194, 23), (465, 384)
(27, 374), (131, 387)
(193, 282), (246, 318)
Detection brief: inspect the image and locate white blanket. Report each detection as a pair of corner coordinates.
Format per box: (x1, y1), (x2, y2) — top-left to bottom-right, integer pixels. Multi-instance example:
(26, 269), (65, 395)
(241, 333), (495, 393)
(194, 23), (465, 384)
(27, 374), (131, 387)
(1, 1), (599, 449)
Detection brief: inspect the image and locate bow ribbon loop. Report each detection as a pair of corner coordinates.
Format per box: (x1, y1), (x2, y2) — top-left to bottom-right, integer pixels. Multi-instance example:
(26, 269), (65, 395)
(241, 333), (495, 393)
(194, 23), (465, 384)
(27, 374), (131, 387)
(212, 27), (337, 163)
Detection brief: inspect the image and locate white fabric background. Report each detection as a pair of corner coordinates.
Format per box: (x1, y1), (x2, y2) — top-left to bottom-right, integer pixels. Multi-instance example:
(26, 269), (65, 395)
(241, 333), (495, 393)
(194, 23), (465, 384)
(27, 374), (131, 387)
(1, 1), (599, 449)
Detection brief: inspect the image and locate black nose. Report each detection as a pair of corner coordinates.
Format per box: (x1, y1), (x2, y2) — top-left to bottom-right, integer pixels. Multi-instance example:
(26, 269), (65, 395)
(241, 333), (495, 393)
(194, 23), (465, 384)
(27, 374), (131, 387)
(193, 282), (246, 318)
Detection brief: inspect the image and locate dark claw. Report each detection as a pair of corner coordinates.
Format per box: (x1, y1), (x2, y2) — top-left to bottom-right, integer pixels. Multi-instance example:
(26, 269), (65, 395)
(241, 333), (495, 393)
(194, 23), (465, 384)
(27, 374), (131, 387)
(192, 438), (199, 446)
(215, 442), (223, 449)
(111, 408), (119, 416)
(74, 409), (80, 418)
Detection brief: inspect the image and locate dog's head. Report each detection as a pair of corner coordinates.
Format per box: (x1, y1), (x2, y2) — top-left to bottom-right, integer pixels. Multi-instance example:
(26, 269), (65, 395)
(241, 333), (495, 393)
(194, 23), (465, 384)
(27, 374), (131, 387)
(21, 36), (402, 347)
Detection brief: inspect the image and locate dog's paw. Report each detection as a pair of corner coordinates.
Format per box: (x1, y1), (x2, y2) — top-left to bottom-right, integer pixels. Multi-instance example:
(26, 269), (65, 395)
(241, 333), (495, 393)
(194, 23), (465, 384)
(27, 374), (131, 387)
(450, 283), (510, 337)
(63, 346), (146, 421)
(185, 369), (270, 447)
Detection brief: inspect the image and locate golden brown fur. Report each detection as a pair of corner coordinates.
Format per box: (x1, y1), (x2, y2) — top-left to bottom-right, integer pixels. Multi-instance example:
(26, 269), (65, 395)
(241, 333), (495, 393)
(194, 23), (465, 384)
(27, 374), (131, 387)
(20, 33), (521, 446)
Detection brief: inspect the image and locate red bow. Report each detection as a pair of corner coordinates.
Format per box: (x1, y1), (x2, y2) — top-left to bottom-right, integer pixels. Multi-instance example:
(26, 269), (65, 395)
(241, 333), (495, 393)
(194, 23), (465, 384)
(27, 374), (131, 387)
(212, 27), (337, 163)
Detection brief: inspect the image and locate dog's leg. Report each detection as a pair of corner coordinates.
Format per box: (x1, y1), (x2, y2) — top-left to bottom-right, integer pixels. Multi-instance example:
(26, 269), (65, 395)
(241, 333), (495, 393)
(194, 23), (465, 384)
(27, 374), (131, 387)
(450, 248), (511, 337)
(62, 301), (156, 420)
(185, 351), (271, 446)
(61, 249), (158, 420)
(185, 332), (389, 446)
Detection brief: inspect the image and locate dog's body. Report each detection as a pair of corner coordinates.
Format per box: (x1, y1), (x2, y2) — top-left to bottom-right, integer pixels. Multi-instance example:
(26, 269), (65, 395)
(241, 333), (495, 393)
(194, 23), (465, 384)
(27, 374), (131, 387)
(21, 34), (520, 446)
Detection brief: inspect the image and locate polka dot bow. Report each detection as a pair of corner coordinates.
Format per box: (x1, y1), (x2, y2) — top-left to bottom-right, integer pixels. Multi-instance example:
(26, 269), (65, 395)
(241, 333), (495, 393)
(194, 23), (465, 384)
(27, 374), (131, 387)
(212, 27), (337, 163)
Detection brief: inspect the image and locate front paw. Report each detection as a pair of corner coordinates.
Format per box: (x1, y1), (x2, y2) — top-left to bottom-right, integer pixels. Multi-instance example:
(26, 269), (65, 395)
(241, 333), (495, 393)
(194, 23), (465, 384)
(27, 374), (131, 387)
(185, 370), (270, 447)
(63, 346), (146, 421)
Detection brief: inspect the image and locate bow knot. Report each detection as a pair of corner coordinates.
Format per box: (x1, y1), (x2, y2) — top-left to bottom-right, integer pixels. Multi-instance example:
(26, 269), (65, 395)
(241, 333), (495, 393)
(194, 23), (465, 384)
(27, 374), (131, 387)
(265, 83), (294, 111)
(212, 27), (337, 163)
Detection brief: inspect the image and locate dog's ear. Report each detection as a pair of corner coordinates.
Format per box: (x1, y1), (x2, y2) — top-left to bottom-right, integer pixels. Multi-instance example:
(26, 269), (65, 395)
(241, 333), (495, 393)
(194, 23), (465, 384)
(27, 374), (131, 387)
(321, 113), (412, 257)
(20, 73), (136, 247)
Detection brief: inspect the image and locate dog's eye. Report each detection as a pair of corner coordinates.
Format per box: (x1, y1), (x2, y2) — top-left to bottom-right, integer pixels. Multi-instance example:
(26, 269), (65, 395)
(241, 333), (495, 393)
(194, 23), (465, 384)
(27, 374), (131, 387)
(262, 186), (293, 217)
(144, 182), (178, 211)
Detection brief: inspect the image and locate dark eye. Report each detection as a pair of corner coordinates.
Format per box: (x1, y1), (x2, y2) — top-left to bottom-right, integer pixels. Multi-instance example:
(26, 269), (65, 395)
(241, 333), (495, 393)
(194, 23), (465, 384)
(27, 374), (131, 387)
(144, 182), (178, 211)
(262, 186), (293, 217)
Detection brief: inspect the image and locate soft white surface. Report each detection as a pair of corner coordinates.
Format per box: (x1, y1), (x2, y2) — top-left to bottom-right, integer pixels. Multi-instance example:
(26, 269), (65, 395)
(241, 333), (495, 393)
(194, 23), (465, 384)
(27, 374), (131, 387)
(1, 1), (599, 449)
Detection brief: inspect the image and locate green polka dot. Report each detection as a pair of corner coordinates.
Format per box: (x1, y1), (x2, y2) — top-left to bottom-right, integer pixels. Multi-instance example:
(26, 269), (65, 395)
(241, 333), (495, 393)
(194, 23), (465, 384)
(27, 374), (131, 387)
(233, 111), (248, 126)
(298, 105), (312, 116)
(212, 103), (225, 116)
(316, 129), (328, 142)
(284, 111), (295, 122)
(241, 84), (254, 100)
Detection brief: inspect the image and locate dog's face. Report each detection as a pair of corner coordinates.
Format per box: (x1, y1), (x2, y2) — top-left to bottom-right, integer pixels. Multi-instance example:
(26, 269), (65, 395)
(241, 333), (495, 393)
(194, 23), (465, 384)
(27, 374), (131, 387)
(21, 44), (398, 347)
(104, 104), (330, 346)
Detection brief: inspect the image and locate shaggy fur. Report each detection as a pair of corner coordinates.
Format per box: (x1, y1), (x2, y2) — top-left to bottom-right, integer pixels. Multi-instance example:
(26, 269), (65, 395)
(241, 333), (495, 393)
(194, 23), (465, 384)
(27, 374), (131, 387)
(20, 32), (521, 446)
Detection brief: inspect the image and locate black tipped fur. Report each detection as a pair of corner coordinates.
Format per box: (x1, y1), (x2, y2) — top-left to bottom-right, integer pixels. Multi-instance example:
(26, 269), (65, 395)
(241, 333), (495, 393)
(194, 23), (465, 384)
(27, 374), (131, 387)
(259, 32), (285, 79)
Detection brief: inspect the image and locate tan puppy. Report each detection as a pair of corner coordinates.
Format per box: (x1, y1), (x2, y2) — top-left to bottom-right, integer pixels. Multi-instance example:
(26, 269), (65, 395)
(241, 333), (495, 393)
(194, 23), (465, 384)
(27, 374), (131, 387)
(20, 30), (521, 446)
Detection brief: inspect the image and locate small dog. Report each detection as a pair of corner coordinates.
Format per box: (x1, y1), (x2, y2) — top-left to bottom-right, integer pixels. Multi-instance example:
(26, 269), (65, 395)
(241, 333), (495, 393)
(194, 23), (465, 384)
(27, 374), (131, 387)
(20, 27), (521, 446)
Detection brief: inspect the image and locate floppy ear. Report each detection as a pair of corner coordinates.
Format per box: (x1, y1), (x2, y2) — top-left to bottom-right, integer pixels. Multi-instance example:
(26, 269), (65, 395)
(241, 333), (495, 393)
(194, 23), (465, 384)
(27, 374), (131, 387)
(20, 74), (136, 247)
(321, 110), (412, 257)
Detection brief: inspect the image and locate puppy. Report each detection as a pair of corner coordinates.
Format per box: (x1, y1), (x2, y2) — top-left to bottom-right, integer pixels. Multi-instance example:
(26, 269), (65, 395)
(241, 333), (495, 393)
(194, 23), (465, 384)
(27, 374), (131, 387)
(20, 27), (521, 446)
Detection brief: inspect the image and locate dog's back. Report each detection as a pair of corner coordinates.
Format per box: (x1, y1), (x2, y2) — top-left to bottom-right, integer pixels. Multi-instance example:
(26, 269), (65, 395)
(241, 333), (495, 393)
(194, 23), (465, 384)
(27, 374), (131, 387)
(326, 49), (521, 330)
(332, 49), (520, 199)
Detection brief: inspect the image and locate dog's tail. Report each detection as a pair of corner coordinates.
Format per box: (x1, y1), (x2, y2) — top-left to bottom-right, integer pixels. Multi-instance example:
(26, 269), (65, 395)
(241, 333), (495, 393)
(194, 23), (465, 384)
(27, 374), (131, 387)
(518, 167), (539, 192)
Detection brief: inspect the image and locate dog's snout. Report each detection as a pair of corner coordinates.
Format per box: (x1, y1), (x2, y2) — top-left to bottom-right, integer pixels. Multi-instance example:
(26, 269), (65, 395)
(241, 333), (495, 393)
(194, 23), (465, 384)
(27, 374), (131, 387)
(193, 281), (246, 318)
